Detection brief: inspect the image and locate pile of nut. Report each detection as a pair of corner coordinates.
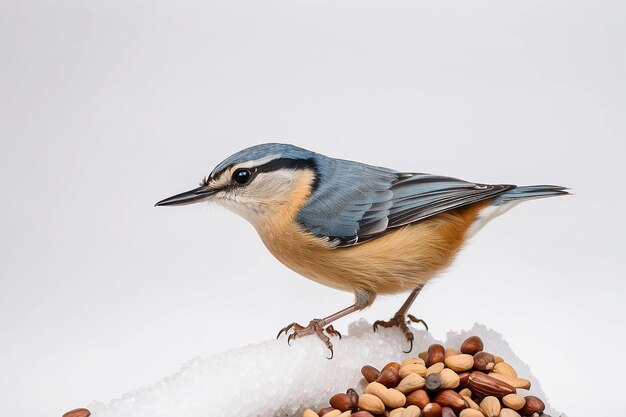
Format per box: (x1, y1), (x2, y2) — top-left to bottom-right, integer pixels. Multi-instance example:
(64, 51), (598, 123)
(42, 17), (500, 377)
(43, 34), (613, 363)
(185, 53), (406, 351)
(302, 336), (548, 417)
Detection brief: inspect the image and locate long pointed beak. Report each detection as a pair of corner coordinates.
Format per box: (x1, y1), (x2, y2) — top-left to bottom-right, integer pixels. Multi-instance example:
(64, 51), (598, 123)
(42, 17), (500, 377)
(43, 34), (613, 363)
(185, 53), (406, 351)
(155, 186), (217, 207)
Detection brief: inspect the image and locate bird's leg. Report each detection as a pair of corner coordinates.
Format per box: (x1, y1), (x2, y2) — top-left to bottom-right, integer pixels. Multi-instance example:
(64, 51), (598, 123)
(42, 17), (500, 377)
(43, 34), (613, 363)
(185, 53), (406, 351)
(373, 285), (428, 353)
(276, 304), (360, 359)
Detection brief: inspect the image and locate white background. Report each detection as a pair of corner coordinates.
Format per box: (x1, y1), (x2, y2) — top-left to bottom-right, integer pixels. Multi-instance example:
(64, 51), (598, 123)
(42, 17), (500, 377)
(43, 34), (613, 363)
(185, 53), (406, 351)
(1, 1), (625, 416)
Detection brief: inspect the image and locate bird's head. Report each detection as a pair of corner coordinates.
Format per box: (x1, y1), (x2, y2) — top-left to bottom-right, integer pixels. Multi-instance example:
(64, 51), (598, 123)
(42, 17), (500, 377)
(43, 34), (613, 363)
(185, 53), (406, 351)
(156, 143), (320, 226)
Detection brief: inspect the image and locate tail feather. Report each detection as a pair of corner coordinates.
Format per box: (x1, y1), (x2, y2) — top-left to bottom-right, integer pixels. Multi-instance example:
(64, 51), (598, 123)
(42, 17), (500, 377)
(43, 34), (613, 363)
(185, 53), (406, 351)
(493, 185), (570, 205)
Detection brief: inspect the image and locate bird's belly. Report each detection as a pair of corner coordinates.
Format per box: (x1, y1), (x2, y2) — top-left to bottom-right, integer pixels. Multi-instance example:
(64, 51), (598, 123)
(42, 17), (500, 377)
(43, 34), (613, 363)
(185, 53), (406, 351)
(259, 204), (486, 295)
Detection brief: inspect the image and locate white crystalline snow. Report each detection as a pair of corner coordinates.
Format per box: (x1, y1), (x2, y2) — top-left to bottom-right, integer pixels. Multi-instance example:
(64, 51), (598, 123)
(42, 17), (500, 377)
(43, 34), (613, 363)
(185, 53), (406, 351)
(88, 320), (562, 417)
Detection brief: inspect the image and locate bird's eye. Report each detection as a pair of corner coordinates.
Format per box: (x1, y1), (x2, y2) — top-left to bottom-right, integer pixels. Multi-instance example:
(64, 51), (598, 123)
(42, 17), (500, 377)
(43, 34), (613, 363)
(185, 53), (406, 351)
(232, 168), (252, 185)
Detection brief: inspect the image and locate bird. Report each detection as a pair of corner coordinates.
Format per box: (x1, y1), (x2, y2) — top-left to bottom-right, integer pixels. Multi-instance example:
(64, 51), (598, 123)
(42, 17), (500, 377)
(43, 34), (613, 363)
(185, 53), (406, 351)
(156, 143), (568, 357)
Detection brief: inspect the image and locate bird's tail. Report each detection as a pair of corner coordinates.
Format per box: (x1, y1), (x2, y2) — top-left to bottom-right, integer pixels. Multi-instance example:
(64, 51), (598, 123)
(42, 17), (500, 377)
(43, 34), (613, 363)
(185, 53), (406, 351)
(494, 185), (570, 205)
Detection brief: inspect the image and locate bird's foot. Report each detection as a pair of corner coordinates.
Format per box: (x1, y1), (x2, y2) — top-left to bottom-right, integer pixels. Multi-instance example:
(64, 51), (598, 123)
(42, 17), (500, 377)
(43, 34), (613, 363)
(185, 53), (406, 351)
(276, 319), (341, 359)
(373, 313), (429, 353)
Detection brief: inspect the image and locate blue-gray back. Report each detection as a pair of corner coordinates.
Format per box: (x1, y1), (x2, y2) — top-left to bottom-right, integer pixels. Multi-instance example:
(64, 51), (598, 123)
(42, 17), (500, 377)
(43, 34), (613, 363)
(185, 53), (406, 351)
(297, 154), (514, 246)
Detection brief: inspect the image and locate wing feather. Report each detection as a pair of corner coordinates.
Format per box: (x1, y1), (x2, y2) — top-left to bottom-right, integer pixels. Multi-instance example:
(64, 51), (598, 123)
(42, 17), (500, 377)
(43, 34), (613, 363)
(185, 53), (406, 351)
(296, 158), (514, 246)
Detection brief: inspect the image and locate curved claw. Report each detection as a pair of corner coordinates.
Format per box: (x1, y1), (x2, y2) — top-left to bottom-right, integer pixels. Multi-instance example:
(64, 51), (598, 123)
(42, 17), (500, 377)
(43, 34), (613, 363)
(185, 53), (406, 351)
(326, 346), (334, 360)
(287, 332), (297, 346)
(407, 314), (429, 331)
(403, 339), (413, 354)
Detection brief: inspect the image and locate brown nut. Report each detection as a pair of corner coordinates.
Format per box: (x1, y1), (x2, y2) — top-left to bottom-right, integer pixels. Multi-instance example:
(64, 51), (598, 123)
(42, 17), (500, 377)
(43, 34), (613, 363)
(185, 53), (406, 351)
(358, 393), (385, 414)
(346, 388), (359, 411)
(361, 365), (381, 383)
(457, 372), (470, 388)
(63, 409), (91, 417)
(444, 354), (474, 372)
(378, 366), (402, 388)
(318, 407), (336, 416)
(460, 336), (484, 355)
(467, 371), (515, 398)
(473, 352), (496, 371)
(422, 402), (443, 417)
(502, 393), (525, 410)
(433, 389), (465, 413)
(479, 395), (501, 417)
(519, 396), (545, 416)
(329, 393), (353, 412)
(426, 344), (445, 367)
(351, 412), (375, 417)
(406, 389), (430, 408)
(382, 361), (402, 373)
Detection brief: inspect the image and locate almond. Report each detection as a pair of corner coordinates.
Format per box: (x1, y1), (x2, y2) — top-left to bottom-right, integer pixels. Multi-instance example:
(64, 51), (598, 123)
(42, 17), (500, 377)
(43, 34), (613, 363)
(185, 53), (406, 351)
(494, 355), (504, 364)
(302, 409), (319, 417)
(460, 336), (484, 355)
(502, 394), (526, 410)
(361, 365), (381, 383)
(397, 373), (426, 394)
(433, 389), (465, 413)
(467, 371), (515, 398)
(365, 381), (406, 408)
(488, 373), (530, 390)
(445, 347), (460, 359)
(519, 396), (545, 416)
(402, 405), (421, 417)
(458, 388), (472, 397)
(426, 362), (445, 376)
(479, 395), (501, 417)
(473, 351), (496, 371)
(401, 357), (426, 368)
(493, 362), (517, 378)
(439, 368), (460, 389)
(400, 363), (428, 378)
(459, 409), (484, 417)
(358, 393), (385, 415)
(462, 395), (480, 410)
(444, 354), (474, 372)
(499, 409), (521, 417)
(406, 389), (430, 408)
(426, 344), (445, 367)
(389, 408), (405, 417)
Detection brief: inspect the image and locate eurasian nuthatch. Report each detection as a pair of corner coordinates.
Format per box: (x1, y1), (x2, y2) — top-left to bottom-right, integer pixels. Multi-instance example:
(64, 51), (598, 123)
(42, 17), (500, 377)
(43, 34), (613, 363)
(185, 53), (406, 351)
(156, 143), (568, 356)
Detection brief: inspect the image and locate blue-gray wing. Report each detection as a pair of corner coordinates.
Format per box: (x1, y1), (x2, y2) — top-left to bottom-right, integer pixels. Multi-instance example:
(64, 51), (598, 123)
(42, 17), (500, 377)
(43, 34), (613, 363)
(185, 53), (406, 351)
(296, 158), (514, 246)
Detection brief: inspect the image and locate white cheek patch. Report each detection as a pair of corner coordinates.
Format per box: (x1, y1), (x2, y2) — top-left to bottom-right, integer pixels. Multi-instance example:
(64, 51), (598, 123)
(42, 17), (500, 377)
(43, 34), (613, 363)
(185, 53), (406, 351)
(466, 201), (521, 238)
